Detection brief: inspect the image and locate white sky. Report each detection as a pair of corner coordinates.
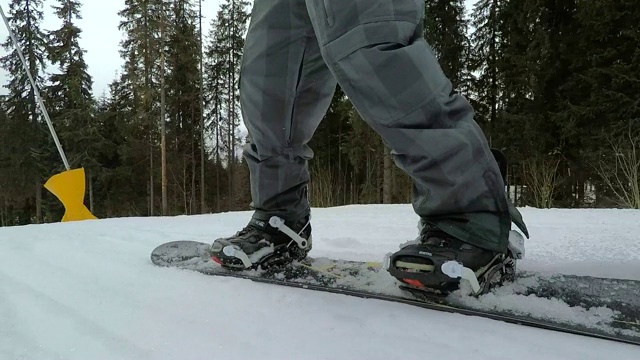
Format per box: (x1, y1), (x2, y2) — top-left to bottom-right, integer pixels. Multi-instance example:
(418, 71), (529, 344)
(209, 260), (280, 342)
(0, 0), (225, 97)
(0, 0), (475, 97)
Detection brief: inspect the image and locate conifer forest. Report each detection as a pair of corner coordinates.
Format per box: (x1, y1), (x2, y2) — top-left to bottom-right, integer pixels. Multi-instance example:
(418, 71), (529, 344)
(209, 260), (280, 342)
(0, 0), (638, 226)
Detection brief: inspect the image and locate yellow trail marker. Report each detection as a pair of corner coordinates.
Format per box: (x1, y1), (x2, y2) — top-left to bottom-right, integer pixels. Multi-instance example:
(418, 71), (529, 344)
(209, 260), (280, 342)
(1, 5), (97, 222)
(44, 168), (97, 222)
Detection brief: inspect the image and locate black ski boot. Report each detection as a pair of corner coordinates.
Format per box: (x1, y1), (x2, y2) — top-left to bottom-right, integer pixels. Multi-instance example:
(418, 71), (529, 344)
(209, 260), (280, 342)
(209, 214), (312, 270)
(385, 220), (523, 296)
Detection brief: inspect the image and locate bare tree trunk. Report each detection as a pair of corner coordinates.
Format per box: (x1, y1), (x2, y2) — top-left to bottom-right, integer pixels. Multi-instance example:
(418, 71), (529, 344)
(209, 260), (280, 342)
(183, 157), (188, 213)
(199, 0), (206, 214)
(576, 169), (585, 205)
(227, 91), (233, 202)
(35, 179), (41, 223)
(160, 5), (168, 216)
(88, 170), (94, 213)
(25, 2), (42, 224)
(191, 110), (196, 214)
(0, 197), (5, 227)
(150, 144), (154, 216)
(228, 0), (236, 204)
(488, 3), (497, 145)
(383, 146), (392, 203)
(215, 113), (221, 212)
(338, 113), (342, 205)
(143, 0), (154, 217)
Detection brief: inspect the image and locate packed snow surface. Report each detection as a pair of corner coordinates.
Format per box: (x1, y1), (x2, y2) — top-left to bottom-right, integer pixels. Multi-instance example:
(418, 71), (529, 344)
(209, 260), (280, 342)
(0, 205), (639, 359)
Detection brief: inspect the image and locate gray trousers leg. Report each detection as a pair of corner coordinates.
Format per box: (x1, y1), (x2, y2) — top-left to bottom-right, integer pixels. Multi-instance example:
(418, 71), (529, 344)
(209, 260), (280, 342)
(241, 0), (525, 253)
(241, 0), (337, 222)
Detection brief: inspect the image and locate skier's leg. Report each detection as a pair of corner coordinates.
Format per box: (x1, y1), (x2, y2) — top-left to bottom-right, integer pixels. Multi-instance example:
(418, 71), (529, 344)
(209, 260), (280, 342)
(209, 0), (336, 269)
(240, 0), (336, 222)
(303, 0), (526, 255)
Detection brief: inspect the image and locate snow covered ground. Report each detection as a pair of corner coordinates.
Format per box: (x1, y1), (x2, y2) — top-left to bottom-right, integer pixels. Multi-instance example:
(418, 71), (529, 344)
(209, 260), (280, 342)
(0, 204), (639, 360)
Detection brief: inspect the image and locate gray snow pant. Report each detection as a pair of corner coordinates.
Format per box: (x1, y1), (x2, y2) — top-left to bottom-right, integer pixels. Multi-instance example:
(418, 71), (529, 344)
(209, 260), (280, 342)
(240, 0), (527, 253)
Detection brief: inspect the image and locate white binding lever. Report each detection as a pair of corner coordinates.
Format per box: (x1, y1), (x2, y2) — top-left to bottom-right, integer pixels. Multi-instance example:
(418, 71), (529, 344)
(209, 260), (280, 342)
(441, 261), (481, 294)
(222, 245), (252, 268)
(269, 216), (310, 249)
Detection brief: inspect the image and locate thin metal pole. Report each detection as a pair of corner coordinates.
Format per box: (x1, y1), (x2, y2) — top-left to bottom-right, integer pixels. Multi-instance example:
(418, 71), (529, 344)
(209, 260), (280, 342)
(0, 4), (70, 171)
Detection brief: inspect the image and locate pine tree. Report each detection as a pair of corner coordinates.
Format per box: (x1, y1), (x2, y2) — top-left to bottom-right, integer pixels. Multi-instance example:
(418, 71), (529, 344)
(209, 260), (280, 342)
(492, 0), (544, 155)
(0, 0), (49, 224)
(0, 96), (14, 225)
(424, 0), (470, 92)
(308, 87), (354, 206)
(117, 0), (165, 215)
(564, 0), (640, 206)
(203, 15), (225, 211)
(165, 0), (202, 214)
(94, 74), (139, 216)
(204, 0), (250, 208)
(565, 0), (640, 145)
(468, 0), (503, 141)
(45, 0), (99, 216)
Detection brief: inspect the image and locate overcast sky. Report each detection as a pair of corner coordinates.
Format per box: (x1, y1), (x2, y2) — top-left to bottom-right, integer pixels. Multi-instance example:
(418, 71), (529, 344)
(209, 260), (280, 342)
(0, 0), (475, 97)
(0, 0), (224, 97)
